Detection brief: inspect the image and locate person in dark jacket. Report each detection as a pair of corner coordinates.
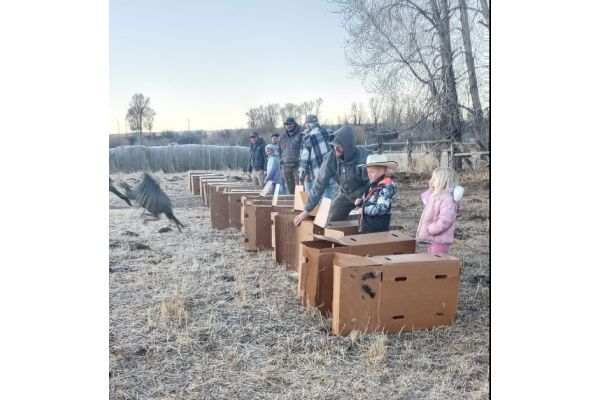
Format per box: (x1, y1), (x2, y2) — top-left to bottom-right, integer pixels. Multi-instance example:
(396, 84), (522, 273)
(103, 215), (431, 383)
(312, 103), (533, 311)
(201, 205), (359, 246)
(247, 132), (267, 186)
(293, 125), (369, 226)
(277, 117), (304, 194)
(354, 154), (398, 233)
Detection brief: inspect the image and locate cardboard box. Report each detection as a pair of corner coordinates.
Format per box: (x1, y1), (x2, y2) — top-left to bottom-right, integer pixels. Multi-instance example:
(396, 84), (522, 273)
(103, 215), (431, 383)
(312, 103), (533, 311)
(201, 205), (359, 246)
(323, 220), (360, 237)
(192, 174), (222, 195)
(243, 204), (294, 251)
(207, 183), (262, 208)
(210, 191), (262, 229)
(200, 178), (228, 203)
(227, 191), (263, 229)
(295, 219), (325, 272)
(331, 253), (461, 335)
(299, 231), (416, 314)
(271, 211), (302, 268)
(188, 171), (213, 192)
(240, 196), (294, 235)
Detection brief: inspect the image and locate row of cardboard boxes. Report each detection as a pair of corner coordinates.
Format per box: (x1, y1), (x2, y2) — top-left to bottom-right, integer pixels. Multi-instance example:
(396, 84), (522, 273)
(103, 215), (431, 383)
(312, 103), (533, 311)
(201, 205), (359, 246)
(188, 170), (461, 336)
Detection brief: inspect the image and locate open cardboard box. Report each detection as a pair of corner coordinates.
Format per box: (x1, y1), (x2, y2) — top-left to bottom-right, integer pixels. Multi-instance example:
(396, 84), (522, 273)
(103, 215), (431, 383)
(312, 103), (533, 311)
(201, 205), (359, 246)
(240, 195), (294, 235)
(243, 201), (294, 251)
(191, 173), (222, 195)
(323, 220), (360, 237)
(210, 190), (262, 229)
(188, 171), (213, 192)
(200, 178), (228, 203)
(299, 231), (416, 314)
(331, 253), (461, 335)
(294, 219), (325, 272)
(270, 210), (300, 265)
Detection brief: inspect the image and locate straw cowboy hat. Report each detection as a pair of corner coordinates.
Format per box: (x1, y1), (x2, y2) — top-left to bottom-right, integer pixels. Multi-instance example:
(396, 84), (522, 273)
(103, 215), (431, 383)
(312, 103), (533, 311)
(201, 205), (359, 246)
(358, 153), (398, 169)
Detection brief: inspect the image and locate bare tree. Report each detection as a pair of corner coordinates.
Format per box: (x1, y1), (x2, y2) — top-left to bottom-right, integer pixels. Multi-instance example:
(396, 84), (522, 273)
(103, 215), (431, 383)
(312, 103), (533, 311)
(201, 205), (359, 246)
(479, 0), (489, 29)
(263, 103), (280, 131)
(459, 0), (486, 150)
(126, 93), (155, 144)
(350, 102), (358, 125)
(144, 109), (156, 133)
(368, 97), (382, 126)
(314, 97), (324, 117)
(357, 103), (366, 125)
(279, 103), (301, 125)
(383, 93), (402, 129)
(299, 101), (315, 122)
(246, 108), (260, 129)
(334, 0), (487, 166)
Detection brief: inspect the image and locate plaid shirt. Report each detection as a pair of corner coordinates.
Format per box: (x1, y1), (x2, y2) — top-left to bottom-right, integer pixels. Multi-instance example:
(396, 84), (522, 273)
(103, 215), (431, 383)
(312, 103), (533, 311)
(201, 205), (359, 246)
(298, 126), (331, 179)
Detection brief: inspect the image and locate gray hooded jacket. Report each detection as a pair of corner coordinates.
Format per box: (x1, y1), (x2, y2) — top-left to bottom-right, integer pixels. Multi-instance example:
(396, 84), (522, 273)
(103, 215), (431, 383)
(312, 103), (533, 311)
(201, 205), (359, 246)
(304, 125), (370, 211)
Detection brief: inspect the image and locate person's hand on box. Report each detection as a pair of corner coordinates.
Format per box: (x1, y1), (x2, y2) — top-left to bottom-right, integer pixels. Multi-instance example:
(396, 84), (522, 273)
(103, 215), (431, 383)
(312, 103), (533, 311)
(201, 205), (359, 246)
(354, 198), (363, 207)
(294, 210), (310, 226)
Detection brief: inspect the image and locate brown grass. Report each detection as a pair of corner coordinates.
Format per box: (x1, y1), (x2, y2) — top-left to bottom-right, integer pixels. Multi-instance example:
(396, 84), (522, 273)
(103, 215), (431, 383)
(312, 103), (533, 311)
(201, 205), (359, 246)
(109, 169), (489, 399)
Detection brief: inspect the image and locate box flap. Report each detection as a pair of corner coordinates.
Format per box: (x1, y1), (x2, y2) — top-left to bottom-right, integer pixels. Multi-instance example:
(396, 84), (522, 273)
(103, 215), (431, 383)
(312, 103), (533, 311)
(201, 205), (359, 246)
(312, 234), (346, 245)
(313, 197), (332, 228)
(259, 181), (273, 197)
(294, 187), (319, 216)
(271, 184), (281, 205)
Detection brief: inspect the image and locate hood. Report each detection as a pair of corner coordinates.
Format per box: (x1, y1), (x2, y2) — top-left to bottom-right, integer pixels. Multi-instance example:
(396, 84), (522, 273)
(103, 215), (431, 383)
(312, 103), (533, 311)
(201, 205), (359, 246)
(331, 125), (356, 161)
(265, 144), (279, 156)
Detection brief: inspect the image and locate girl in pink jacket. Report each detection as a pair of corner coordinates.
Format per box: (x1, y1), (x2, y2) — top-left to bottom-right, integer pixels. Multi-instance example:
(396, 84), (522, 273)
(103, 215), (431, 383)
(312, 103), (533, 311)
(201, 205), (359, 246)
(416, 167), (464, 254)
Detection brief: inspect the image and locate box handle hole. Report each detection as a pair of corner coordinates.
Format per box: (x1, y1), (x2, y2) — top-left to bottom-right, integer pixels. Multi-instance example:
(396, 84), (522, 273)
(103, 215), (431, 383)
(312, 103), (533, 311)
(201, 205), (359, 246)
(432, 312), (444, 317)
(435, 274), (447, 279)
(395, 277), (407, 282)
(392, 315), (404, 319)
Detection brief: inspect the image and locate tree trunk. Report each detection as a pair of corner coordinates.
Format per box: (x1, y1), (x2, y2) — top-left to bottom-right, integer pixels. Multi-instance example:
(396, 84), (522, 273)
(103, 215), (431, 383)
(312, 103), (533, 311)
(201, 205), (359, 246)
(459, 0), (486, 151)
(480, 0), (490, 29)
(430, 0), (463, 170)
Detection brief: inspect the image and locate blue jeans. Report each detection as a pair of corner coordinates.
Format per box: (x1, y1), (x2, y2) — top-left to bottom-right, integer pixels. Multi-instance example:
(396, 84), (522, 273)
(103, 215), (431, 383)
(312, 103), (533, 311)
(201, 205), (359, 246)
(304, 178), (337, 202)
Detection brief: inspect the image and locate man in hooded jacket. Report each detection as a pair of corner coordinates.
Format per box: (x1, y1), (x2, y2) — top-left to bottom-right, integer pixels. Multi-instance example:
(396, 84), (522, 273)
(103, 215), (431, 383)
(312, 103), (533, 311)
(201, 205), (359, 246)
(293, 125), (370, 225)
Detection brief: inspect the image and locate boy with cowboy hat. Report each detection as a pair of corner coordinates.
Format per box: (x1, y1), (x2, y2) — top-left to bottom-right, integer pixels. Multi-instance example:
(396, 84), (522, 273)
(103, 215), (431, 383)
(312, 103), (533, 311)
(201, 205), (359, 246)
(354, 154), (399, 233)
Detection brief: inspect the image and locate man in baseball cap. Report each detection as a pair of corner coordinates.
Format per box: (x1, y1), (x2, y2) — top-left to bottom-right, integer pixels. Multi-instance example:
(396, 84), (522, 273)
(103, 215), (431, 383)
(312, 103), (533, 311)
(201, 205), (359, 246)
(278, 117), (304, 194)
(247, 132), (266, 185)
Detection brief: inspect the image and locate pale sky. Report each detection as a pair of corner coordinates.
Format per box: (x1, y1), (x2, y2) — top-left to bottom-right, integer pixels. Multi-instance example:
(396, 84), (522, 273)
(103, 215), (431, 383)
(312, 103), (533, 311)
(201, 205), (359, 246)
(109, 0), (374, 133)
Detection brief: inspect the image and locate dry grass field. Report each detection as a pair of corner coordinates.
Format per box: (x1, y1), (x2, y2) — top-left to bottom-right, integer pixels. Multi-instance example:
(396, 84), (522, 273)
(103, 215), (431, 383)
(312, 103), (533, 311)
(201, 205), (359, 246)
(109, 170), (490, 399)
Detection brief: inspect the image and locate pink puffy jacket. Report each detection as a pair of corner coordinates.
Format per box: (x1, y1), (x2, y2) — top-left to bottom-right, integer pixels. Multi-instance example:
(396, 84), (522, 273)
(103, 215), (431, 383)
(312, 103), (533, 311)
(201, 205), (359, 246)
(416, 187), (462, 245)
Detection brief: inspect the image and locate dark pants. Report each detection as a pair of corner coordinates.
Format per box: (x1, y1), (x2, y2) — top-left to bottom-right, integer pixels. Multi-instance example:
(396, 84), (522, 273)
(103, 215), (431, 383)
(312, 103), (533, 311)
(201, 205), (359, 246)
(282, 163), (299, 195)
(327, 194), (356, 223)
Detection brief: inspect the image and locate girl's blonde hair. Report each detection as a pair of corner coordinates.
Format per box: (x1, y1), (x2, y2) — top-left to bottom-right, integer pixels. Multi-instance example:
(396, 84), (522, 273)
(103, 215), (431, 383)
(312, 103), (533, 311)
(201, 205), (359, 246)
(429, 167), (459, 201)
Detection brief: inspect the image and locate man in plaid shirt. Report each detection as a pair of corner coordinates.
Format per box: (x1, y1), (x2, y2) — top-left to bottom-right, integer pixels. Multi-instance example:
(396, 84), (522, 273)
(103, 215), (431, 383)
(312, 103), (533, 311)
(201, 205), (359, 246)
(298, 115), (336, 199)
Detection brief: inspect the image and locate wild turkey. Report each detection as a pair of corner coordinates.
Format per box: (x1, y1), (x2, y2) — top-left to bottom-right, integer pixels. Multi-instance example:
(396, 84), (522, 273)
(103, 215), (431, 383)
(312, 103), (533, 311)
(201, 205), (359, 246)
(112, 173), (185, 232)
(109, 178), (132, 206)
